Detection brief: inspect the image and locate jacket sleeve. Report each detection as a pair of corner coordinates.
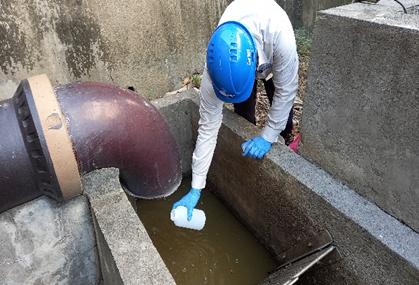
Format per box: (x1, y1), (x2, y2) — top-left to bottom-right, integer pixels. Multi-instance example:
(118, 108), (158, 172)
(191, 69), (224, 190)
(261, 29), (299, 143)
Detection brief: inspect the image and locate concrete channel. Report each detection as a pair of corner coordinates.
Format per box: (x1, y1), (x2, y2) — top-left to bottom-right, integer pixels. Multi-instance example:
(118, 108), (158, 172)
(1, 89), (418, 284)
(1, 0), (419, 284)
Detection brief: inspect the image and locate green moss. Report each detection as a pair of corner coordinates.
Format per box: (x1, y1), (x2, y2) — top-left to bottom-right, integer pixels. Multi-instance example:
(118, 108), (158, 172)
(295, 28), (312, 60)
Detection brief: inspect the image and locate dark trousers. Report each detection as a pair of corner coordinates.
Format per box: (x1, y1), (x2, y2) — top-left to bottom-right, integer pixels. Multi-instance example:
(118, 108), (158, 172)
(233, 79), (293, 138)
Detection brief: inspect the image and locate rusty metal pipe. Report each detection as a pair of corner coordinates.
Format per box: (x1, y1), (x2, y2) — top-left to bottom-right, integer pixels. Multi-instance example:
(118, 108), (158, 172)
(0, 74), (181, 213)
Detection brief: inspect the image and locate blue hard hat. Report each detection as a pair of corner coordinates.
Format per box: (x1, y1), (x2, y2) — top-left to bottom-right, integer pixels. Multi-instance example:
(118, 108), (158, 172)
(206, 21), (257, 103)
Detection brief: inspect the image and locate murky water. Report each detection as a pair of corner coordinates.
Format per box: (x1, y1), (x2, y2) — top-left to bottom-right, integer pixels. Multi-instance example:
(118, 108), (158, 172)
(136, 177), (278, 285)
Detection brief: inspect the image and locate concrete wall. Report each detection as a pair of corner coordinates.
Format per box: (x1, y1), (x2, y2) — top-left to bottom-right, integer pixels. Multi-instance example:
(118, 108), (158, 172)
(0, 0), (230, 101)
(299, 0), (419, 232)
(152, 90), (195, 176)
(276, 0), (352, 29)
(0, 0), (355, 102)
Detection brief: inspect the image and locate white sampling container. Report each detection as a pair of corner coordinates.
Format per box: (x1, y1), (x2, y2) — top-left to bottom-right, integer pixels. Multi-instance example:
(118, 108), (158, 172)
(171, 206), (206, 230)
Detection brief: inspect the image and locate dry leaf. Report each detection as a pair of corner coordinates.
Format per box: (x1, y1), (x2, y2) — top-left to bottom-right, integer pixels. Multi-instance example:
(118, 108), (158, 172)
(183, 76), (190, 86)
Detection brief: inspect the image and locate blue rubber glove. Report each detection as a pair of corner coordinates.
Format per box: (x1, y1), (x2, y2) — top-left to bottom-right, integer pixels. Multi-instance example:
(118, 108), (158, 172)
(241, 136), (272, 159)
(172, 188), (201, 221)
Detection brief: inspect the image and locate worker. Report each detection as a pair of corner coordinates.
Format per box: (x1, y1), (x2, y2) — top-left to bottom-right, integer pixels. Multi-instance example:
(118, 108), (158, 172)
(173, 0), (299, 221)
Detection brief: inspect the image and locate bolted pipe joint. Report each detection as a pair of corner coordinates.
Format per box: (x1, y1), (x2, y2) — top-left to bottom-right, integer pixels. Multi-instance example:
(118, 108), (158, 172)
(0, 74), (182, 213)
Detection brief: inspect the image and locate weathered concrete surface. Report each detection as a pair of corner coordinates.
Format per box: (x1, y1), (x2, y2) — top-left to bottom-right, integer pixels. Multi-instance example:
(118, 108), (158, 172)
(0, 195), (99, 284)
(154, 91), (419, 284)
(277, 0), (352, 29)
(152, 89), (197, 176)
(0, 0), (357, 102)
(0, 0), (230, 101)
(299, 0), (419, 233)
(82, 167), (176, 285)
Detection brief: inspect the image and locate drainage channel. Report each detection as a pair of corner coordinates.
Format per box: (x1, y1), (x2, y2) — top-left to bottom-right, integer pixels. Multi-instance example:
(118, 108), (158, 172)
(136, 177), (278, 284)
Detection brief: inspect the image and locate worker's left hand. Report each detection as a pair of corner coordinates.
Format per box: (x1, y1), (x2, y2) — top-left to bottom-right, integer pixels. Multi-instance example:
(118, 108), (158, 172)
(241, 136), (272, 159)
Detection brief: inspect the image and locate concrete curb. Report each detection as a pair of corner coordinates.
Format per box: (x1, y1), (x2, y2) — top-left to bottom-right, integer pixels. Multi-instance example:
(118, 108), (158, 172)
(82, 168), (176, 285)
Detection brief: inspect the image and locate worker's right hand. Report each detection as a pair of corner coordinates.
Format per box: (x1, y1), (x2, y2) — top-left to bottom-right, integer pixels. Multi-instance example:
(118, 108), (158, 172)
(172, 188), (201, 221)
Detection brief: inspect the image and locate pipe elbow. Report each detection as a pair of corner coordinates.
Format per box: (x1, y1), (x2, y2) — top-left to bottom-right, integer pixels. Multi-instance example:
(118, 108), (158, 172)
(55, 81), (182, 199)
(0, 75), (181, 213)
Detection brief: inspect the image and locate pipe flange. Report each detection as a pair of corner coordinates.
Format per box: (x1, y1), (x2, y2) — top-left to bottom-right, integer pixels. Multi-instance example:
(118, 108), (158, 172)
(13, 74), (82, 201)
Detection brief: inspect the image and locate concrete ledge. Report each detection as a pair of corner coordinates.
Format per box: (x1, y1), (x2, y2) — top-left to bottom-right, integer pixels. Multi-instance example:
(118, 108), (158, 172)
(0, 195), (99, 284)
(82, 168), (175, 285)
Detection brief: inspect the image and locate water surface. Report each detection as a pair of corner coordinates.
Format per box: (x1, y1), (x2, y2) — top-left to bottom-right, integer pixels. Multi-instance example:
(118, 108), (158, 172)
(136, 177), (278, 285)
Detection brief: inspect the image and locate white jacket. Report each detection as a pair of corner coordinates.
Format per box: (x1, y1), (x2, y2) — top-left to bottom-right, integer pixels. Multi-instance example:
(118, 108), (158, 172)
(192, 0), (299, 189)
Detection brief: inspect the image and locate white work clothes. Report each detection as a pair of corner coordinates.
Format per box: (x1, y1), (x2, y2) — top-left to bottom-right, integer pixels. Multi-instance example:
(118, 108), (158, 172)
(192, 0), (299, 190)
